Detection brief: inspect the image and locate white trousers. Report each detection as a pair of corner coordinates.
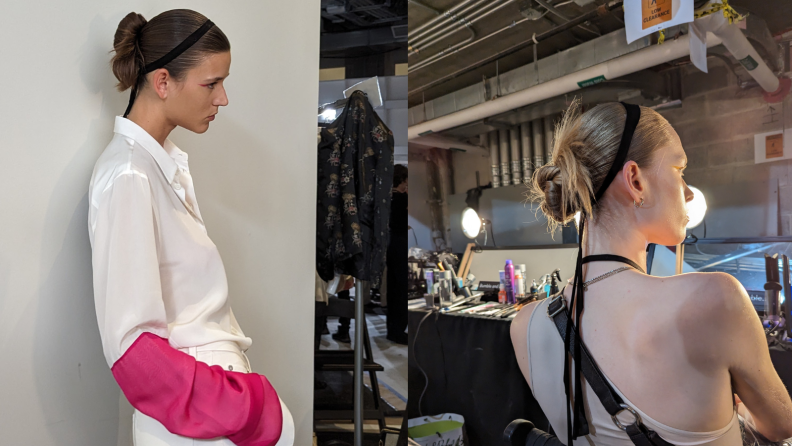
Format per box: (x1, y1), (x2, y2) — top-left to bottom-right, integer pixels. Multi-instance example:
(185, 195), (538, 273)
(132, 342), (295, 446)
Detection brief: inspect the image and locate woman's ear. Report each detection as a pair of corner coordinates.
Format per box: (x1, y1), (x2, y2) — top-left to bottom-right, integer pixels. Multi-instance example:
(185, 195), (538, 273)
(621, 160), (645, 203)
(150, 69), (170, 100)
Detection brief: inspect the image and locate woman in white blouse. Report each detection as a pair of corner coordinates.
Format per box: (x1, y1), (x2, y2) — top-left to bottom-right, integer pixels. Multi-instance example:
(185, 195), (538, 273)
(88, 10), (293, 446)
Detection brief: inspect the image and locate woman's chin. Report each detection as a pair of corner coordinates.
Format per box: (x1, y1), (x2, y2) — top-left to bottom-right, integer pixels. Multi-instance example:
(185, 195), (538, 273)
(652, 229), (688, 247)
(185, 122), (211, 134)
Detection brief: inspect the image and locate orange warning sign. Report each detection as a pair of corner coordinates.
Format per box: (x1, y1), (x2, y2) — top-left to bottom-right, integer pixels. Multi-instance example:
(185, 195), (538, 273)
(642, 0), (672, 29)
(766, 133), (784, 159)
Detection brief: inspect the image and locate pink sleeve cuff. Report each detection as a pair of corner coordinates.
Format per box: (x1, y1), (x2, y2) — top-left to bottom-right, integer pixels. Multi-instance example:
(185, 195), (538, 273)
(111, 332), (283, 445)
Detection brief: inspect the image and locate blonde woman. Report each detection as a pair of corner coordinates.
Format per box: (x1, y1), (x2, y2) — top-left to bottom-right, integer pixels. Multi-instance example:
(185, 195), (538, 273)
(511, 102), (792, 446)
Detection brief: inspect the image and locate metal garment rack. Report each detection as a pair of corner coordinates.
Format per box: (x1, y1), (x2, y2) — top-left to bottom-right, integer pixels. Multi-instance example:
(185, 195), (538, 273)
(354, 280), (365, 446)
(319, 88), (380, 445)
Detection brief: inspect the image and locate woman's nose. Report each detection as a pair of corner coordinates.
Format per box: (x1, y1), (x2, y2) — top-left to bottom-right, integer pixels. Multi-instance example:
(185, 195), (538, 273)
(684, 185), (694, 203)
(215, 87), (229, 107)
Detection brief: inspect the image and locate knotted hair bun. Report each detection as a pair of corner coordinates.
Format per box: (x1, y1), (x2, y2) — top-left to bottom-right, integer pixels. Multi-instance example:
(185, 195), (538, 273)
(111, 12), (147, 92)
(532, 136), (594, 229)
(109, 9), (230, 93)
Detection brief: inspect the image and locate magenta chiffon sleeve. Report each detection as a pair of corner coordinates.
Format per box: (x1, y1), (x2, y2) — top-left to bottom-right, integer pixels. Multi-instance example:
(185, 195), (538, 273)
(111, 332), (283, 446)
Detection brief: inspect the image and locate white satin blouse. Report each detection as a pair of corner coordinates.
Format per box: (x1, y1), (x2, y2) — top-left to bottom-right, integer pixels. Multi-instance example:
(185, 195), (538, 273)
(88, 116), (252, 368)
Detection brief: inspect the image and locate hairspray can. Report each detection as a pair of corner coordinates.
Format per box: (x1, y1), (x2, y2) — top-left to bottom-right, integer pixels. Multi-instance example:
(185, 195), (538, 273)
(505, 260), (516, 304)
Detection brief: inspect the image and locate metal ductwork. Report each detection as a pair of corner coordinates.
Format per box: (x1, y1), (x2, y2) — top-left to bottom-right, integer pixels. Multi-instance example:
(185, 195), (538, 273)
(476, 116), (561, 189)
(409, 7), (788, 140)
(408, 31), (724, 140)
(499, 128), (511, 186)
(543, 115), (555, 163)
(521, 122), (533, 182)
(489, 131), (501, 187)
(509, 127), (522, 185)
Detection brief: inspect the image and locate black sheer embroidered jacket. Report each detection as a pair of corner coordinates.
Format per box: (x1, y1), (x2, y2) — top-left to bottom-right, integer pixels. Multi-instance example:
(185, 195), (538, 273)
(316, 91), (394, 286)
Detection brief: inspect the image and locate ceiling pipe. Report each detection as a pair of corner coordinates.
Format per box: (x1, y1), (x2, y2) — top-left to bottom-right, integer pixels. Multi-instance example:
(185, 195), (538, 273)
(488, 131), (501, 187)
(410, 0), (584, 69)
(509, 127), (522, 185)
(534, 0), (600, 36)
(408, 31), (723, 139)
(409, 0), (521, 73)
(705, 13), (783, 96)
(520, 122), (533, 181)
(409, 0), (490, 46)
(410, 29), (478, 72)
(409, 134), (490, 156)
(409, 1), (623, 97)
(411, 0), (510, 51)
(499, 128), (511, 185)
(409, 15), (530, 73)
(408, 0), (441, 15)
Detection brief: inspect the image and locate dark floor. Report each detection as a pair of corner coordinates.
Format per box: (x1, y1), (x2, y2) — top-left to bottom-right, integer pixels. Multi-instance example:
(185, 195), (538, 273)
(314, 300), (408, 445)
(314, 431), (382, 446)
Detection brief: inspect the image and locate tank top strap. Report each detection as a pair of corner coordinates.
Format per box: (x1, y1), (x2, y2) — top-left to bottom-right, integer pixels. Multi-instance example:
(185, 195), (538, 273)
(582, 254), (645, 274)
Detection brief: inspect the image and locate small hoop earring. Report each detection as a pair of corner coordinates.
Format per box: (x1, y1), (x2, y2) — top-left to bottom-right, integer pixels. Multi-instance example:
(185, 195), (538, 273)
(633, 198), (644, 208)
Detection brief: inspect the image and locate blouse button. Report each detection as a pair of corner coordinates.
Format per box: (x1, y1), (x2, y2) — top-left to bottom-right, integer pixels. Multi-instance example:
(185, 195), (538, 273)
(228, 365), (234, 371)
(173, 182), (182, 190)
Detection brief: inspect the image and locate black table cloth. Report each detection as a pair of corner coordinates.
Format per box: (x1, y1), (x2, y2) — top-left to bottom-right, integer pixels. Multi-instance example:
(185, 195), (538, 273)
(408, 309), (549, 446)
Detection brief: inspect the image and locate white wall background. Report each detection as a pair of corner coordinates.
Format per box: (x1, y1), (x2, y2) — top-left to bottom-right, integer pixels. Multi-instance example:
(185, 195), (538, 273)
(0, 1), (319, 445)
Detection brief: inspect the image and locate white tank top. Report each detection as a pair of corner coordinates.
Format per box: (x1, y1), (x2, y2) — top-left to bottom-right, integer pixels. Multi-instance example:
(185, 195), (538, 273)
(526, 297), (742, 446)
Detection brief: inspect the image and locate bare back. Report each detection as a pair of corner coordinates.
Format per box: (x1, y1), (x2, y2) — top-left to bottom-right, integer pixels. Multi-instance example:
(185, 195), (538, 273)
(511, 266), (792, 440)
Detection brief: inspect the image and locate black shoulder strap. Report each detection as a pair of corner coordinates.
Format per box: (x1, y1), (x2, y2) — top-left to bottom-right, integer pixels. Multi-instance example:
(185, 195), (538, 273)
(546, 295), (676, 446)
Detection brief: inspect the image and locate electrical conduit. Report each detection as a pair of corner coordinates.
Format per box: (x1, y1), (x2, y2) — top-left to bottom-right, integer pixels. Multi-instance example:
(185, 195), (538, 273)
(407, 32), (723, 140)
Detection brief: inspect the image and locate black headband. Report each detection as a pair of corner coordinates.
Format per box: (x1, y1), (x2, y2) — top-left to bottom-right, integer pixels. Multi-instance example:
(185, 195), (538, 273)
(593, 102), (641, 203)
(123, 19), (215, 118)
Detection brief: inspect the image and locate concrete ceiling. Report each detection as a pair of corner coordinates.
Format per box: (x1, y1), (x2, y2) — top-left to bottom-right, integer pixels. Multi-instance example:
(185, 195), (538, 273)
(320, 0), (408, 59)
(408, 0), (792, 108)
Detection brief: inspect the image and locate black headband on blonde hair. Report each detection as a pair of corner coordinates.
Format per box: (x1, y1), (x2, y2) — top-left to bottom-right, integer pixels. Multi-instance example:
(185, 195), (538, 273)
(123, 19), (215, 118)
(564, 102), (642, 441)
(593, 102), (641, 202)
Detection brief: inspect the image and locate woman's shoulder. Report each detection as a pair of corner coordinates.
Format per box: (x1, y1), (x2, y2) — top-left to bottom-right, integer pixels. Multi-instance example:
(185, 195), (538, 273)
(647, 271), (746, 307)
(90, 136), (158, 205)
(93, 135), (158, 184)
(646, 271), (753, 341)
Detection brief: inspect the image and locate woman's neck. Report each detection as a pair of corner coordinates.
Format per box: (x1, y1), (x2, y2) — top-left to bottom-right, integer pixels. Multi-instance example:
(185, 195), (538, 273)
(126, 98), (176, 147)
(583, 215), (648, 272)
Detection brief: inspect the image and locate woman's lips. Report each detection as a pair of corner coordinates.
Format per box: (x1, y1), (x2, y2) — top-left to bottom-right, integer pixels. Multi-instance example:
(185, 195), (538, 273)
(208, 114), (216, 121)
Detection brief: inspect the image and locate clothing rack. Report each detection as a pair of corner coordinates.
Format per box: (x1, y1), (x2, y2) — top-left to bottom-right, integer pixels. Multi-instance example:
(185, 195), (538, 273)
(354, 280), (365, 446)
(318, 88), (376, 446)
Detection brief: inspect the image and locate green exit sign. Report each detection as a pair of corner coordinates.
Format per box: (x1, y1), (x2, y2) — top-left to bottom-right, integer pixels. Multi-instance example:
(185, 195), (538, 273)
(577, 75), (607, 88)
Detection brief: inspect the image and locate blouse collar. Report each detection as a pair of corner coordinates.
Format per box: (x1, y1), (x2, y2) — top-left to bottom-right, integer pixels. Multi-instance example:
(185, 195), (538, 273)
(113, 116), (188, 185)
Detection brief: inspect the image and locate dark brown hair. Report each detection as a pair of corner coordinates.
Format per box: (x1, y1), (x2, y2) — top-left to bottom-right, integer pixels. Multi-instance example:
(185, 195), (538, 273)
(530, 100), (675, 230)
(111, 9), (230, 92)
(393, 164), (408, 188)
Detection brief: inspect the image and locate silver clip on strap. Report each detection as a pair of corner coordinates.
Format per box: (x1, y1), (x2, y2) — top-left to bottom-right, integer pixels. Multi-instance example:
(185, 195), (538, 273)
(612, 404), (643, 431)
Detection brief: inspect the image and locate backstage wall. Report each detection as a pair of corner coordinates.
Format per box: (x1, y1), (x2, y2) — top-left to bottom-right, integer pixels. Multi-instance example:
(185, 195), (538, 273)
(0, 1), (319, 445)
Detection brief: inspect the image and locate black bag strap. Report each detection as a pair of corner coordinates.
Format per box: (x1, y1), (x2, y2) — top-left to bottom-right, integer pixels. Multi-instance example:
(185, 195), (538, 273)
(546, 295), (676, 446)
